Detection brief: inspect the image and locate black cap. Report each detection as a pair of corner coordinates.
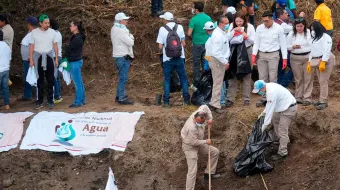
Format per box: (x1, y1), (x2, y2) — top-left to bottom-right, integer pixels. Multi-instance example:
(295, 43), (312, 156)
(25, 16), (38, 25)
(262, 11), (273, 17)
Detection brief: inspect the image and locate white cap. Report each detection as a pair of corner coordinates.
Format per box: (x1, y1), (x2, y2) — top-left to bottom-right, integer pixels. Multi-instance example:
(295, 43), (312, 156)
(115, 12), (130, 21)
(159, 12), (174, 21)
(227, 6), (236, 15)
(203, 21), (215, 30)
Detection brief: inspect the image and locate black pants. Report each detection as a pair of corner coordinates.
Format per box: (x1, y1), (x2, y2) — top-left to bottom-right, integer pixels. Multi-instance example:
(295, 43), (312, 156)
(37, 56), (54, 105)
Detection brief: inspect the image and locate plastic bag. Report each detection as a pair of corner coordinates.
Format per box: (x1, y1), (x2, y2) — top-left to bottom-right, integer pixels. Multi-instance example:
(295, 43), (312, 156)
(170, 70), (181, 93)
(230, 35), (244, 45)
(234, 116), (274, 177)
(191, 71), (213, 106)
(105, 167), (118, 190)
(26, 67), (37, 86)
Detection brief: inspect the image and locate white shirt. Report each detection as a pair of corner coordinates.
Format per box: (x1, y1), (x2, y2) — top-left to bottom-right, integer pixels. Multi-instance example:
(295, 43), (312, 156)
(228, 23), (256, 48)
(52, 31), (62, 58)
(277, 19), (293, 35)
(0, 41), (12, 72)
(253, 23), (288, 59)
(263, 83), (296, 126)
(210, 27), (234, 64)
(205, 36), (212, 57)
(156, 22), (185, 62)
(30, 28), (58, 53)
(111, 23), (134, 58)
(21, 32), (32, 60)
(287, 30), (312, 54)
(309, 33), (332, 62)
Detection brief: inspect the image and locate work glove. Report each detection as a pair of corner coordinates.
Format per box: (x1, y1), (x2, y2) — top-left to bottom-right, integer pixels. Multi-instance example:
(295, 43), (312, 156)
(319, 61), (326, 72)
(306, 62), (311, 74)
(282, 59), (287, 70)
(258, 112), (265, 119)
(251, 54), (256, 65)
(205, 56), (211, 62)
(261, 124), (268, 132)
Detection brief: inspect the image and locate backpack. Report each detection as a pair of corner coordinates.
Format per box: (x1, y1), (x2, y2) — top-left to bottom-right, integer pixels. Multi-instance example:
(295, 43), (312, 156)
(163, 24), (182, 58)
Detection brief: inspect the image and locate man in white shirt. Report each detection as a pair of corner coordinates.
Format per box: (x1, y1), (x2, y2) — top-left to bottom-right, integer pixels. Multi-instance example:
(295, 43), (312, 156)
(0, 30), (12, 110)
(0, 14), (14, 50)
(252, 11), (288, 107)
(111, 12), (135, 105)
(19, 16), (38, 101)
(252, 80), (297, 161)
(156, 12), (190, 107)
(29, 14), (59, 109)
(207, 15), (235, 113)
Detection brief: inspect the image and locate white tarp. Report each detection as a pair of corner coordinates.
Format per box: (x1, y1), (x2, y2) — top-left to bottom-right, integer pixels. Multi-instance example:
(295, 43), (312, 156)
(105, 167), (118, 190)
(0, 112), (34, 152)
(20, 111), (144, 156)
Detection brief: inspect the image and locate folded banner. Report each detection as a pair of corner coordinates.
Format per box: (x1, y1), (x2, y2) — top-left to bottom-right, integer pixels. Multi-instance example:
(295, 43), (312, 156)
(105, 167), (118, 190)
(0, 112), (34, 152)
(20, 111), (144, 156)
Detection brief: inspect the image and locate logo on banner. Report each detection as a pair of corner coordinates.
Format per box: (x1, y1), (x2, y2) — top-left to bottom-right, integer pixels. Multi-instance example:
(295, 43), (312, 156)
(0, 132), (3, 139)
(53, 120), (76, 146)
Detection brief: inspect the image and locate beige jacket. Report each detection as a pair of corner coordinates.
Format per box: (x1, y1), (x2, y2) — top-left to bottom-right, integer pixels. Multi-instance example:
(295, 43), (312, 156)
(1, 24), (14, 50)
(181, 105), (213, 151)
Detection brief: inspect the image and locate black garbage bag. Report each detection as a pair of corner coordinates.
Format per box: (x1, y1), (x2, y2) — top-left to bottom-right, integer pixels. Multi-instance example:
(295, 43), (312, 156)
(251, 65), (259, 82)
(191, 71), (213, 106)
(170, 71), (181, 93)
(234, 116), (274, 177)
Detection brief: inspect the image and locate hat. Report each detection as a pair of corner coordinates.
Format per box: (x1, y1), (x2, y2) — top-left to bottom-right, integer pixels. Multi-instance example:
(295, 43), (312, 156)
(115, 12), (130, 21)
(203, 21), (215, 30)
(262, 11), (273, 17)
(39, 14), (49, 23)
(276, 0), (286, 6)
(159, 12), (174, 21)
(315, 0), (324, 3)
(25, 16), (38, 25)
(252, 80), (266, 93)
(227, 6), (237, 15)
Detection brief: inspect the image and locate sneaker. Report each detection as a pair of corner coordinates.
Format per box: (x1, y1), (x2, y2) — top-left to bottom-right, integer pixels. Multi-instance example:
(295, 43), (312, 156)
(302, 100), (312, 106)
(4, 105), (10, 110)
(208, 104), (223, 114)
(163, 104), (171, 108)
(225, 100), (234, 108)
(204, 173), (221, 180)
(296, 99), (303, 104)
(54, 98), (63, 104)
(244, 100), (250, 106)
(118, 99), (134, 105)
(69, 104), (82, 108)
(256, 100), (267, 107)
(35, 104), (43, 110)
(49, 103), (54, 109)
(190, 84), (198, 92)
(18, 97), (32, 101)
(115, 96), (129, 102)
(151, 11), (165, 17)
(315, 103), (328, 110)
(183, 101), (191, 106)
(271, 154), (288, 161)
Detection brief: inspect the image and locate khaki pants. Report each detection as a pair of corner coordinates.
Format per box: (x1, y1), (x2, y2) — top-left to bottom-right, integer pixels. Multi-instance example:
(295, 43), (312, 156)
(271, 105), (297, 156)
(227, 46), (253, 102)
(315, 53), (335, 103)
(257, 51), (280, 83)
(290, 54), (313, 102)
(209, 57), (225, 109)
(183, 144), (219, 190)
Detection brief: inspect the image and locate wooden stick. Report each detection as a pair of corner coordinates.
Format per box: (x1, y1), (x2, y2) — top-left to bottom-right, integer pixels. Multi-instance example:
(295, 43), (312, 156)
(260, 173), (269, 190)
(208, 127), (211, 190)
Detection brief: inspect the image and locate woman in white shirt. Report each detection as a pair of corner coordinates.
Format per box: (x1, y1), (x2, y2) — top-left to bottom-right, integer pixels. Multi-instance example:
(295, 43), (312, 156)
(287, 17), (312, 105)
(307, 21), (335, 110)
(226, 11), (256, 107)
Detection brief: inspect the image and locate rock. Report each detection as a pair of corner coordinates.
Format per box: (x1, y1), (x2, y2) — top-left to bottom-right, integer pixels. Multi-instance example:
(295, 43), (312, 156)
(3, 178), (14, 187)
(30, 164), (42, 172)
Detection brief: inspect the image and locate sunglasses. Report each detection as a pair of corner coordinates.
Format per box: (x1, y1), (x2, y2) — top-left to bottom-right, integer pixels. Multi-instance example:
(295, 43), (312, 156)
(294, 18), (305, 23)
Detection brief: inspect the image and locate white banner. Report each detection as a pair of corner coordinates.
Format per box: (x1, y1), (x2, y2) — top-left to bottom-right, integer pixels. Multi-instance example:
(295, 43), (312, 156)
(20, 111), (144, 155)
(0, 112), (34, 152)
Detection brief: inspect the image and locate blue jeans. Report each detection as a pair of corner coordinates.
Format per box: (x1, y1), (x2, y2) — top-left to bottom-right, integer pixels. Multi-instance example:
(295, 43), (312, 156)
(0, 70), (10, 105)
(23, 60), (32, 99)
(53, 57), (62, 99)
(163, 58), (190, 104)
(278, 53), (294, 87)
(152, 0), (163, 13)
(70, 60), (86, 106)
(114, 57), (130, 101)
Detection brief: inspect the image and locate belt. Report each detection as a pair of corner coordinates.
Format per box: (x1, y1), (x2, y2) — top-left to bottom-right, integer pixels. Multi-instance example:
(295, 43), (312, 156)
(289, 103), (297, 108)
(291, 52), (310, 56)
(312, 56), (322, 59)
(260, 50), (279, 53)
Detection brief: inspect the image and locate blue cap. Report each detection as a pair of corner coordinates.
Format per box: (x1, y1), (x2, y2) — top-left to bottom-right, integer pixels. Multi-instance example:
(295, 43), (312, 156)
(252, 80), (266, 93)
(276, 0), (286, 6)
(25, 16), (38, 25)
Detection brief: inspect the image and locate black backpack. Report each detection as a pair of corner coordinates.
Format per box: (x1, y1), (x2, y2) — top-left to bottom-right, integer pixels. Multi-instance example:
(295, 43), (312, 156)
(163, 24), (182, 58)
